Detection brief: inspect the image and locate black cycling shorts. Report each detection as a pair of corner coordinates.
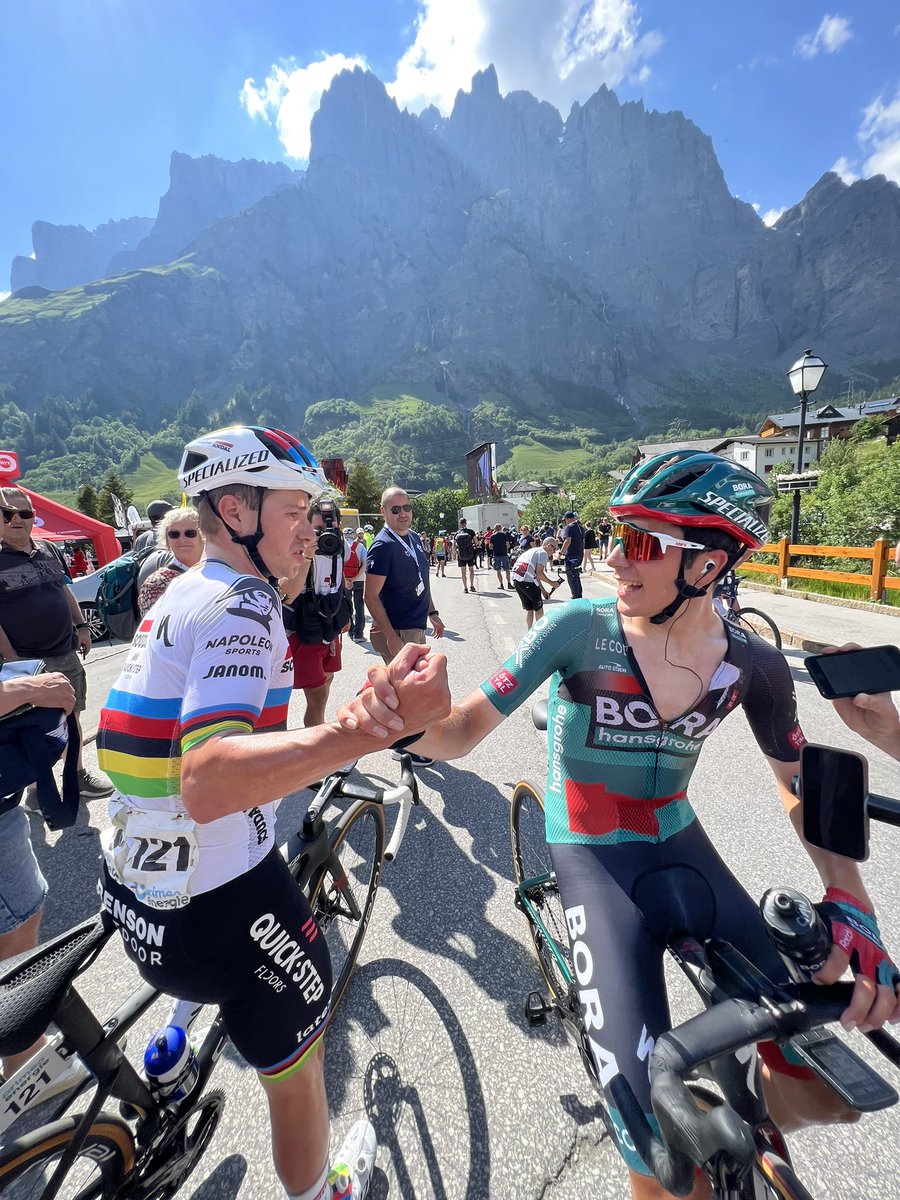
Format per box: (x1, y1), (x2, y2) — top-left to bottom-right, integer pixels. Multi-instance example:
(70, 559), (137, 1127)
(513, 580), (544, 611)
(99, 849), (332, 1079)
(549, 820), (790, 1175)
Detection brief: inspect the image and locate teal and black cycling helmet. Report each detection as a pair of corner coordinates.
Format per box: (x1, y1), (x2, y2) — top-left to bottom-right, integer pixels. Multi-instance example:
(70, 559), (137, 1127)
(610, 450), (772, 549)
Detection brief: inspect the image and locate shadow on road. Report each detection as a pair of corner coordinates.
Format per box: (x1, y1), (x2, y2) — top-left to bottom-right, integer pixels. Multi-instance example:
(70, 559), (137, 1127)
(368, 758), (567, 1031)
(27, 798), (105, 939)
(189, 1154), (249, 1199)
(325, 957), (490, 1200)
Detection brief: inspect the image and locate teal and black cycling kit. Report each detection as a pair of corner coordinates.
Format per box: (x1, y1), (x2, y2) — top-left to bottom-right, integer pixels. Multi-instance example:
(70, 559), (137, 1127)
(481, 597), (806, 1174)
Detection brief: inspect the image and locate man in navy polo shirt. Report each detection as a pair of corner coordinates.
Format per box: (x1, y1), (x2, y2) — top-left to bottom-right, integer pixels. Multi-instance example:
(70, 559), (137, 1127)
(559, 510), (585, 598)
(364, 487), (445, 767)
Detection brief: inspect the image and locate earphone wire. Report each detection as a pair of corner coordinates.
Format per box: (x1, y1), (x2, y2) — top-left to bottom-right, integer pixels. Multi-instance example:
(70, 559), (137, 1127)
(662, 556), (709, 711)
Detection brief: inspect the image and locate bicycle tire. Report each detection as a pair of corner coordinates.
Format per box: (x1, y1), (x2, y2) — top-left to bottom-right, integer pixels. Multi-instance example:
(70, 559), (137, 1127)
(304, 799), (385, 1014)
(510, 780), (572, 1006)
(734, 608), (782, 650)
(0, 1112), (134, 1199)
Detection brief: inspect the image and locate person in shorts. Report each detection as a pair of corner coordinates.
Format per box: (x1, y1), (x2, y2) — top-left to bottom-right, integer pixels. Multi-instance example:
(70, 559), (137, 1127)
(0, 666), (75, 1077)
(346, 450), (896, 1200)
(510, 537), (558, 628)
(283, 501), (351, 728)
(0, 487), (111, 799)
(489, 525), (513, 589)
(97, 428), (452, 1200)
(455, 518), (476, 593)
(433, 531), (448, 576)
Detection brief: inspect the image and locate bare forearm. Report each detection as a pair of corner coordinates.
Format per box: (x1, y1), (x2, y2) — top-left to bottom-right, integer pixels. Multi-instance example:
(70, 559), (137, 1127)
(410, 693), (503, 760)
(181, 722), (385, 823)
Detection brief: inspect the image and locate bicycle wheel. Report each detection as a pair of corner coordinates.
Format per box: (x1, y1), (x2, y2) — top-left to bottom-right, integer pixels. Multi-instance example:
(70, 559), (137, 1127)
(734, 608), (782, 650)
(0, 1112), (134, 1199)
(510, 780), (572, 1005)
(305, 799), (385, 1013)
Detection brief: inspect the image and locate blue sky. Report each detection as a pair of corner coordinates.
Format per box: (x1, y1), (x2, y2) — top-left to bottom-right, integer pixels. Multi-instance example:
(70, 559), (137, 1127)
(2, 0), (898, 295)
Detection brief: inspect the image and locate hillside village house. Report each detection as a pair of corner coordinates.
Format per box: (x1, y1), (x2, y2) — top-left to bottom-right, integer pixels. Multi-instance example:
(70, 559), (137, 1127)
(498, 480), (556, 509)
(630, 399), (899, 477)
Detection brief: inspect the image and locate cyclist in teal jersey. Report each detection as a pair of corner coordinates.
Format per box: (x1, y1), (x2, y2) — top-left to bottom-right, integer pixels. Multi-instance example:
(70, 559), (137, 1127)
(343, 450), (900, 1200)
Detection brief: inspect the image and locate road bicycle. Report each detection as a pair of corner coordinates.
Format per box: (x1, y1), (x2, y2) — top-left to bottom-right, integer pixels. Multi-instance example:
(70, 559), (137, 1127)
(0, 757), (419, 1198)
(714, 571), (782, 649)
(510, 754), (900, 1198)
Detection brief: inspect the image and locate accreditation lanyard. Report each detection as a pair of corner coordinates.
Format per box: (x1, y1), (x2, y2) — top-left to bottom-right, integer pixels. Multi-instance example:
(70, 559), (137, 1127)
(385, 528), (426, 596)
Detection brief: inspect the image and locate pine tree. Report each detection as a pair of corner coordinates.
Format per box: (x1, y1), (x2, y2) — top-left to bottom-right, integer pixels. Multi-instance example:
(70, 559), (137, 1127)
(345, 458), (383, 516)
(74, 483), (99, 520)
(96, 470), (135, 527)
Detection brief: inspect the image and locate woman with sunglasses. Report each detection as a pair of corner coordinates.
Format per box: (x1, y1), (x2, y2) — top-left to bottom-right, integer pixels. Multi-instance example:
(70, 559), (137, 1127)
(137, 508), (204, 616)
(344, 449), (898, 1199)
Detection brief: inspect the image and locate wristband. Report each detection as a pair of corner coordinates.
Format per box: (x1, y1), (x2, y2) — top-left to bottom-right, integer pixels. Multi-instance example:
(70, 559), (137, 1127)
(390, 731), (426, 751)
(429, 610), (439, 617)
(73, 622), (88, 630)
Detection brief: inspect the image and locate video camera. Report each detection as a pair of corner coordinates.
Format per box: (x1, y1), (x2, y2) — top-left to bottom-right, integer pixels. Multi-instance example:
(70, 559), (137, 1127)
(314, 497), (344, 557)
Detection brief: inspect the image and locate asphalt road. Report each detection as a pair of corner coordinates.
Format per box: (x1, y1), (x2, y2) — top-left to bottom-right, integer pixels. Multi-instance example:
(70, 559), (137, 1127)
(17, 566), (900, 1199)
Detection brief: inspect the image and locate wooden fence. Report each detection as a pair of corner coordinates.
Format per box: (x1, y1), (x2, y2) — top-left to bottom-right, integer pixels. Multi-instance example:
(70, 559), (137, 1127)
(742, 537), (899, 603)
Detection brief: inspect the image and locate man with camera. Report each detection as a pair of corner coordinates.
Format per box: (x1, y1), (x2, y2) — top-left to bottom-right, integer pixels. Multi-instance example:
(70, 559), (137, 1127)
(281, 498), (352, 728)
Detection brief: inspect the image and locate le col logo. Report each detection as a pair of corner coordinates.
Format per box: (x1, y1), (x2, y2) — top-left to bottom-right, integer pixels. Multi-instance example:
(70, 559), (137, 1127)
(225, 580), (276, 631)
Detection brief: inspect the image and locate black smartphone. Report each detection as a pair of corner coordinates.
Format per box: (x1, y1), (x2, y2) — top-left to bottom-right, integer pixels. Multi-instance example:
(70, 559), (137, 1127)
(805, 645), (900, 700)
(801, 743), (869, 861)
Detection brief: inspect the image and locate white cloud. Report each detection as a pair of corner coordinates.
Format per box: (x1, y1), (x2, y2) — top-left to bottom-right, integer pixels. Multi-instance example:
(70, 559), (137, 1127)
(240, 52), (369, 160)
(830, 155), (859, 184)
(750, 202), (760, 213)
(858, 88), (900, 182)
(762, 207), (786, 226)
(794, 13), (852, 59)
(0, 292), (10, 304)
(241, 1), (663, 161)
(389, 0), (663, 115)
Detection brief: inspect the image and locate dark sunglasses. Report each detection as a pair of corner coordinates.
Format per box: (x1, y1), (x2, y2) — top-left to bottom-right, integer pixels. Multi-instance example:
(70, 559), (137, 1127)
(388, 504), (413, 515)
(166, 528), (199, 539)
(1, 507), (35, 522)
(611, 521), (705, 562)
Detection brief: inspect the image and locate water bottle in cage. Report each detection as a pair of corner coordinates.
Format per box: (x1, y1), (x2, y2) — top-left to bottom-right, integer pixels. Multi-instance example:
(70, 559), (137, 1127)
(143, 1025), (200, 1102)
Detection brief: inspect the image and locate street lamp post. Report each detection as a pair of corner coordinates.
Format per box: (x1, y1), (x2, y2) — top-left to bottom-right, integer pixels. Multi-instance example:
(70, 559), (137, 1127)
(786, 349), (827, 547)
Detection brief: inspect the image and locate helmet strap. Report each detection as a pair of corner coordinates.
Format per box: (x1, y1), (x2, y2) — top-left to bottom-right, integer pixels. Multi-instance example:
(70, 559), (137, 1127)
(648, 546), (745, 625)
(648, 552), (711, 625)
(202, 489), (276, 582)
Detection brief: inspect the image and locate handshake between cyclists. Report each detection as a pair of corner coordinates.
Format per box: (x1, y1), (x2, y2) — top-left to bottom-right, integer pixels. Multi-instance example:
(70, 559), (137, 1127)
(343, 450), (900, 1200)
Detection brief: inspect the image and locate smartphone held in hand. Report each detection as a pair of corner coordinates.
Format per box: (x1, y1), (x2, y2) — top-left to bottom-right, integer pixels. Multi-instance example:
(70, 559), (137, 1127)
(805, 645), (900, 700)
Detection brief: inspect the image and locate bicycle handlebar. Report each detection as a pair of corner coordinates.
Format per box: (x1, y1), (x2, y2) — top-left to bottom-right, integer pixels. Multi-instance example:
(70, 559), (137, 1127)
(612, 983), (857, 1196)
(868, 793), (900, 828)
(311, 759), (419, 863)
(384, 761), (418, 861)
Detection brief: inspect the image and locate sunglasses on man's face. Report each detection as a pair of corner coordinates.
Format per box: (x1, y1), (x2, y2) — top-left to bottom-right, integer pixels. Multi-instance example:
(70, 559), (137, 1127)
(611, 521), (706, 562)
(167, 528), (199, 539)
(1, 507), (35, 522)
(388, 504), (413, 515)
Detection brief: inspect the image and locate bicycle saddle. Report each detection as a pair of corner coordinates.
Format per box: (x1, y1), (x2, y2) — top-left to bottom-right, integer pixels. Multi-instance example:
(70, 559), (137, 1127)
(0, 914), (111, 1055)
(531, 699), (548, 731)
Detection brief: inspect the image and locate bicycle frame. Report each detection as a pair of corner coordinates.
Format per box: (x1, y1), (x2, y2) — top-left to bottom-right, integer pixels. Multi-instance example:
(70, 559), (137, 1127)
(16, 944), (229, 1200)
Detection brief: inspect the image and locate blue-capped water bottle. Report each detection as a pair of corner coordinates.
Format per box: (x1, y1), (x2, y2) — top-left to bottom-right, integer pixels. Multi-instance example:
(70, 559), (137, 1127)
(143, 1025), (199, 1103)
